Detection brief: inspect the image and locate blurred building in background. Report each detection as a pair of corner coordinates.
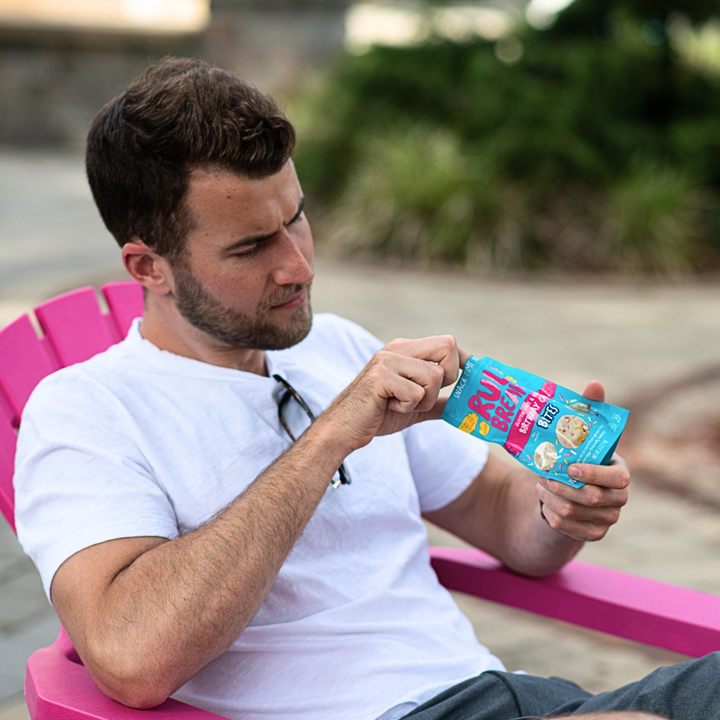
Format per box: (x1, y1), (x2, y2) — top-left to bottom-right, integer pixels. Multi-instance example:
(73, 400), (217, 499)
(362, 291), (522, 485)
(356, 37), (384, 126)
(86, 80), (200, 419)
(0, 0), (357, 147)
(0, 0), (207, 147)
(206, 0), (352, 94)
(0, 0), (550, 148)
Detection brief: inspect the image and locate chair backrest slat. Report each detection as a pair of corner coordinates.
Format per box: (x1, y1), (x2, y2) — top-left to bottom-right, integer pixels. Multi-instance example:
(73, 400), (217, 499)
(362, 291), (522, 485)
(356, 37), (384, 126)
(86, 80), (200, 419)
(0, 417), (17, 531)
(0, 312), (65, 531)
(0, 383), (15, 429)
(0, 281), (143, 532)
(102, 282), (144, 339)
(34, 288), (119, 367)
(0, 315), (60, 426)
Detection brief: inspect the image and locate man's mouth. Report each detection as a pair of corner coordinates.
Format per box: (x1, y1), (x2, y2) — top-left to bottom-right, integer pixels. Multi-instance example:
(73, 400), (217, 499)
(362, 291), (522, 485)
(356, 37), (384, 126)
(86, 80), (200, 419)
(270, 288), (307, 311)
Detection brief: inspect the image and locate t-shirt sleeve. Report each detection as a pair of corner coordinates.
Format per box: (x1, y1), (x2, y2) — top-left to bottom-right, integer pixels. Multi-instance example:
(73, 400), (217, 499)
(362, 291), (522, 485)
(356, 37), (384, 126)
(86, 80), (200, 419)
(14, 371), (179, 600)
(309, 314), (384, 371)
(403, 419), (489, 513)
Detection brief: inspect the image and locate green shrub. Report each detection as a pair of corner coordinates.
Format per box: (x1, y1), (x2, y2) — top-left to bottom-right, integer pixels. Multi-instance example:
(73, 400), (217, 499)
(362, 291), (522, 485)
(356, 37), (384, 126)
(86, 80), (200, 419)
(324, 125), (503, 265)
(292, 5), (720, 273)
(609, 160), (709, 272)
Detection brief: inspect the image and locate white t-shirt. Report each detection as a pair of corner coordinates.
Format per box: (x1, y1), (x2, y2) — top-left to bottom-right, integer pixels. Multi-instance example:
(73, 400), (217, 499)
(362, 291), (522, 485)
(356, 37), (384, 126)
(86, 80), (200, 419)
(15, 313), (505, 720)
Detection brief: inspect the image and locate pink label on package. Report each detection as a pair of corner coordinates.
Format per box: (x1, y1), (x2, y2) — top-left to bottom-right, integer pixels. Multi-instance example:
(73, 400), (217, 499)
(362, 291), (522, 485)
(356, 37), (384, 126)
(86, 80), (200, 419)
(504, 382), (557, 456)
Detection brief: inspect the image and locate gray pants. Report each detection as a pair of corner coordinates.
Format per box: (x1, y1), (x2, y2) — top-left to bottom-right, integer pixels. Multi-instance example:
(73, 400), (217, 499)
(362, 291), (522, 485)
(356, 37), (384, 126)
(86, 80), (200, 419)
(401, 653), (720, 719)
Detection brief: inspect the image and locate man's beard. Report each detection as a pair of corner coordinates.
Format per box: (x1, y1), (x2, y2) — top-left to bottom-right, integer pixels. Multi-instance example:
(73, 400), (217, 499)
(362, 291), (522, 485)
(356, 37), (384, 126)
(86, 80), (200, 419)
(172, 264), (313, 351)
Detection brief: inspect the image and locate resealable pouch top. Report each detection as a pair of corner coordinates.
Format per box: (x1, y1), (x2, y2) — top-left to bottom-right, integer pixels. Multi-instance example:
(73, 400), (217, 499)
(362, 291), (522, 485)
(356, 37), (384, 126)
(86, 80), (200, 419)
(441, 355), (629, 488)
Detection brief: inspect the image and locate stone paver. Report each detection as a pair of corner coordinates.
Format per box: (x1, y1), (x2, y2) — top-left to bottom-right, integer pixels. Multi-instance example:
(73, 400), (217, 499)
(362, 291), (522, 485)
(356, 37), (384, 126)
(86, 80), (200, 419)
(311, 257), (720, 399)
(1, 149), (720, 709)
(0, 521), (59, 706)
(0, 149), (125, 303)
(0, 697), (29, 720)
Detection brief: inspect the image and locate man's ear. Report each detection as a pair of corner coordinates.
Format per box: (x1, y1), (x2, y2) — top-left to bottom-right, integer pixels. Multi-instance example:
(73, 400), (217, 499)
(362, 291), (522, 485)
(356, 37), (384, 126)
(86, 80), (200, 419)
(122, 240), (173, 295)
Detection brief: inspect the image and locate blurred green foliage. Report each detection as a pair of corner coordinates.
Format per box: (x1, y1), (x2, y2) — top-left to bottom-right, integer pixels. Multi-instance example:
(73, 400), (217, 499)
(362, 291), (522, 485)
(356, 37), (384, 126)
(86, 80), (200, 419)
(292, 0), (720, 273)
(554, 0), (717, 32)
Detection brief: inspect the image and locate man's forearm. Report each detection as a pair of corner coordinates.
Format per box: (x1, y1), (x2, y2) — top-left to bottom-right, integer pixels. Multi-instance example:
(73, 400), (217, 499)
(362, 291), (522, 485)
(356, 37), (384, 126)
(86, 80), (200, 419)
(498, 466), (584, 576)
(425, 456), (584, 579)
(80, 419), (345, 707)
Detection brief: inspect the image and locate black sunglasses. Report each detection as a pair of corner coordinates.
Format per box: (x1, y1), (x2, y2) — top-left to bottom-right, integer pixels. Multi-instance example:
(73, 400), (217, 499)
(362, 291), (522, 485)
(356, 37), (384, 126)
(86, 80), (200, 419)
(272, 374), (351, 488)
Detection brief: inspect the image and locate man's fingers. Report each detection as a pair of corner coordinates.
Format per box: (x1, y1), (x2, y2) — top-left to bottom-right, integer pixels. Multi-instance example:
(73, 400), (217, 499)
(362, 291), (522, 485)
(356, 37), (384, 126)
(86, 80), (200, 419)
(535, 452), (631, 541)
(374, 352), (446, 413)
(537, 478), (626, 513)
(383, 335), (461, 387)
(415, 396), (448, 422)
(581, 380), (605, 404)
(366, 354), (444, 414)
(565, 459), (631, 490)
(457, 344), (472, 369)
(334, 335), (466, 449)
(538, 456), (630, 499)
(385, 379), (427, 413)
(537, 500), (617, 542)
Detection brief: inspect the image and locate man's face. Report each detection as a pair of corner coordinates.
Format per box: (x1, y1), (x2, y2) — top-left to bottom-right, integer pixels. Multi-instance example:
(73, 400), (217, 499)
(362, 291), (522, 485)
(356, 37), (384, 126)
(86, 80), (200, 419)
(170, 162), (314, 351)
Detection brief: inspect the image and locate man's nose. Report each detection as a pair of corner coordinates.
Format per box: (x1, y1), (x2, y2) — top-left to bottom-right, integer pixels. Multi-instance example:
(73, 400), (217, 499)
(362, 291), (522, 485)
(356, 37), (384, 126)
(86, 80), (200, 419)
(272, 229), (314, 286)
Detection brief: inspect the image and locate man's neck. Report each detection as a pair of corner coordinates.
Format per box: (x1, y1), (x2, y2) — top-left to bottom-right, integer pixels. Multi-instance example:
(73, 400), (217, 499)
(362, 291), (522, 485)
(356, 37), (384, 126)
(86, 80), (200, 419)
(138, 296), (268, 376)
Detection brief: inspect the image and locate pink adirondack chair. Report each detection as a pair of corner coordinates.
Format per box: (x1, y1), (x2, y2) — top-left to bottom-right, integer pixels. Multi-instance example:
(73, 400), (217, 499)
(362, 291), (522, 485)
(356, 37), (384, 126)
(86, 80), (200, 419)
(2, 281), (720, 720)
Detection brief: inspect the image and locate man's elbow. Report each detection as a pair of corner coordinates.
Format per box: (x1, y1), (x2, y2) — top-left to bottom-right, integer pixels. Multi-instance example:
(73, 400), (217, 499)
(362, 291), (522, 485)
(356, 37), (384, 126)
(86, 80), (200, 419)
(85, 642), (177, 709)
(106, 683), (172, 710)
(501, 544), (581, 578)
(506, 561), (568, 579)
(95, 669), (174, 710)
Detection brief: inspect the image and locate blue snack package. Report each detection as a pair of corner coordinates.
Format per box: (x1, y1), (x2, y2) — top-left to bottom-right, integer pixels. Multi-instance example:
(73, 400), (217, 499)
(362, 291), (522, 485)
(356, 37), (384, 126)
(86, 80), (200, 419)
(441, 356), (629, 488)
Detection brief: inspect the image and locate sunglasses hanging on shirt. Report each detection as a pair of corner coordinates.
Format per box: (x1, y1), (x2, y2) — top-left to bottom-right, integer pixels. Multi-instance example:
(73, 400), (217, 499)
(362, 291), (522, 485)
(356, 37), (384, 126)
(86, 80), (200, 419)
(273, 374), (351, 488)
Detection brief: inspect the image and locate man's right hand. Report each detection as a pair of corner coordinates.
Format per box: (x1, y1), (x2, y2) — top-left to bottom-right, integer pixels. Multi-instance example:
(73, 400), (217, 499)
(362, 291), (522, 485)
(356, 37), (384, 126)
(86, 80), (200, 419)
(315, 335), (470, 455)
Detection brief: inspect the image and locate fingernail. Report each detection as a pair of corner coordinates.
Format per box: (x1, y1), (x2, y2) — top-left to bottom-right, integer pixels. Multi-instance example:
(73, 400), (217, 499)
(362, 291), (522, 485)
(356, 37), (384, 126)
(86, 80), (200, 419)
(568, 465), (582, 479)
(535, 483), (542, 496)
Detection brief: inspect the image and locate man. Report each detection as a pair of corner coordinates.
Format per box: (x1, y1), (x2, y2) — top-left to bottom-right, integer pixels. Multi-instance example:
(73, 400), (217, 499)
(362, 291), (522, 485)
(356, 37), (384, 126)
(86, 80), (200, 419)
(13, 58), (717, 720)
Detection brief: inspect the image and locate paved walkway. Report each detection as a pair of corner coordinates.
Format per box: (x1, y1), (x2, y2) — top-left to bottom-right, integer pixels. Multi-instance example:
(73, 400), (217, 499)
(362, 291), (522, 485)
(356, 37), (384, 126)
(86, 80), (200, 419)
(1, 149), (720, 715)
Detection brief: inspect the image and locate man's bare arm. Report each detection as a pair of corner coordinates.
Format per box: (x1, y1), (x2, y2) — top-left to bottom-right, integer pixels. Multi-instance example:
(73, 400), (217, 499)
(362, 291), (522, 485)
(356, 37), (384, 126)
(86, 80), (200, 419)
(52, 422), (345, 708)
(50, 335), (462, 709)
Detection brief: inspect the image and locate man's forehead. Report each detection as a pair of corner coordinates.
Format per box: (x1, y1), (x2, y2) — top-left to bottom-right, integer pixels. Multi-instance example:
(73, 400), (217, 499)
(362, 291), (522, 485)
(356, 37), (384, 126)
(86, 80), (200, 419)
(184, 162), (300, 231)
(187, 161), (302, 211)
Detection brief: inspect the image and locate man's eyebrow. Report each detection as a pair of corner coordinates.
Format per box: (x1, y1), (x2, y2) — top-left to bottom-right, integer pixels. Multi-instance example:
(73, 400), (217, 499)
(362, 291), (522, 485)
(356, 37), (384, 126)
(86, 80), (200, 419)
(222, 196), (306, 253)
(290, 196), (306, 225)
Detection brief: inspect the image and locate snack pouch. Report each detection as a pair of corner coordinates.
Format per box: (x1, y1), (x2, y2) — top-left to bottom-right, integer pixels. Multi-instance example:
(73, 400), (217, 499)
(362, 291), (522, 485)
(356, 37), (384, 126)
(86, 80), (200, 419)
(441, 356), (629, 488)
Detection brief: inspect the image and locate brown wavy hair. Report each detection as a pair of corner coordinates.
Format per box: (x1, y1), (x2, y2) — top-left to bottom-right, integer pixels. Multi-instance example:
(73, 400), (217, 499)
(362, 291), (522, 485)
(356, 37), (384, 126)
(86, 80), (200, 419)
(86, 57), (296, 261)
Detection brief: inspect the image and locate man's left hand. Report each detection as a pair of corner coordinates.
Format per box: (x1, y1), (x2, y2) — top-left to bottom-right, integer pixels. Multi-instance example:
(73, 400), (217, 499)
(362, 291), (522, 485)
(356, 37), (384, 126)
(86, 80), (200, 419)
(535, 380), (630, 542)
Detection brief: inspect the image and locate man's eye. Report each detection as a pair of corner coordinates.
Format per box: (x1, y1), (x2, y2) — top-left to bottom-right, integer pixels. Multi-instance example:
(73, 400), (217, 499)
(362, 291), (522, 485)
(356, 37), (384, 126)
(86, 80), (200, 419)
(233, 244), (259, 258)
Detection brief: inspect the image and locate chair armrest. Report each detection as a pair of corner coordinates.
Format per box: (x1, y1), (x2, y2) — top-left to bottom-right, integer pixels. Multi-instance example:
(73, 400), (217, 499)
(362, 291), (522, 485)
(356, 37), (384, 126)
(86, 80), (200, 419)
(26, 627), (228, 720)
(430, 546), (720, 658)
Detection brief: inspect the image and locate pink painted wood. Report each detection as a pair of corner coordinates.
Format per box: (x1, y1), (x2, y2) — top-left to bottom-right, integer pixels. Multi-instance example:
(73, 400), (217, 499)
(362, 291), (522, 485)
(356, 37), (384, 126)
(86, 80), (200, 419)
(34, 287), (121, 367)
(102, 281), (144, 339)
(0, 282), (717, 719)
(430, 546), (720, 658)
(0, 415), (17, 532)
(0, 313), (59, 426)
(26, 628), (227, 720)
(0, 309), (65, 532)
